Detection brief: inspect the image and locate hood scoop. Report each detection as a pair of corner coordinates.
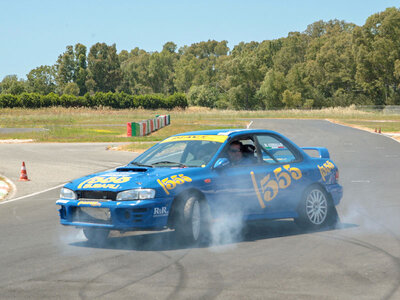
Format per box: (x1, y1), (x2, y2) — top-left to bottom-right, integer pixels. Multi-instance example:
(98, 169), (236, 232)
(116, 167), (148, 172)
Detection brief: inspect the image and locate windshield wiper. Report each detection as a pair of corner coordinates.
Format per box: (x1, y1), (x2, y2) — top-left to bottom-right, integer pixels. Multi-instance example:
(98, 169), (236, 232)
(130, 162), (153, 168)
(151, 161), (187, 167)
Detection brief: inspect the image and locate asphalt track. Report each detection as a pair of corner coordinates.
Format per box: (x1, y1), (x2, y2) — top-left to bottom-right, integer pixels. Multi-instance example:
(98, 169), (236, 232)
(0, 120), (399, 299)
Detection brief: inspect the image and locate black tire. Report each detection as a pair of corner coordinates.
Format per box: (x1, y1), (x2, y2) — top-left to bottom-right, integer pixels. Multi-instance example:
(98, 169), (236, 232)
(295, 185), (339, 230)
(174, 196), (209, 244)
(82, 228), (110, 245)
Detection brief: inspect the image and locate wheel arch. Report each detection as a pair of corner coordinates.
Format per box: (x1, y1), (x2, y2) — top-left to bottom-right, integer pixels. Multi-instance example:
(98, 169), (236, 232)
(167, 188), (208, 228)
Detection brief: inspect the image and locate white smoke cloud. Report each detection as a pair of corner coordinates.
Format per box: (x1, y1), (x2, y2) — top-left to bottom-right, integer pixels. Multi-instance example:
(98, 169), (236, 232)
(207, 214), (244, 252)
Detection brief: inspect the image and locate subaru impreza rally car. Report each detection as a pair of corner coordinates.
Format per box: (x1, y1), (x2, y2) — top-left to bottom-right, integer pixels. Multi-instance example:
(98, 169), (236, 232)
(57, 129), (343, 244)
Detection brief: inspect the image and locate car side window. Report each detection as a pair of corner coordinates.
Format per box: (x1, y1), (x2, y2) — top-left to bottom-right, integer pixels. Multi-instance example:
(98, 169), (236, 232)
(223, 138), (258, 166)
(255, 134), (298, 164)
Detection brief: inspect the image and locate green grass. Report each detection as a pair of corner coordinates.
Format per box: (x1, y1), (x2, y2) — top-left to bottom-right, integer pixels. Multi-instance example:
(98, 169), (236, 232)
(1, 106), (400, 144)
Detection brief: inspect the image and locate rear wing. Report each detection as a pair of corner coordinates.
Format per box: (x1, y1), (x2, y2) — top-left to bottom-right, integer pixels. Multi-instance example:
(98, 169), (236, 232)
(302, 147), (330, 159)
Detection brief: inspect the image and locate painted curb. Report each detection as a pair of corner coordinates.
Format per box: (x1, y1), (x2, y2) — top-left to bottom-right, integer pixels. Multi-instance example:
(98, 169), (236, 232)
(0, 176), (16, 201)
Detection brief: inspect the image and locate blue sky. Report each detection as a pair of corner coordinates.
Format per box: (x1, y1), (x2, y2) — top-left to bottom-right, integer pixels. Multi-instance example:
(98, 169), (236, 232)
(0, 0), (399, 80)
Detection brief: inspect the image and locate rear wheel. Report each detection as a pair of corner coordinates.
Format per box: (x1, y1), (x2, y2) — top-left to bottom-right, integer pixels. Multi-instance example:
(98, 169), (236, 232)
(83, 228), (110, 245)
(174, 196), (209, 244)
(295, 186), (338, 230)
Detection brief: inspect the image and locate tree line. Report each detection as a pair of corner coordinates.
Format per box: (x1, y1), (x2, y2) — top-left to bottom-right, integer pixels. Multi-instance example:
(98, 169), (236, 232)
(1, 7), (400, 109)
(0, 92), (187, 109)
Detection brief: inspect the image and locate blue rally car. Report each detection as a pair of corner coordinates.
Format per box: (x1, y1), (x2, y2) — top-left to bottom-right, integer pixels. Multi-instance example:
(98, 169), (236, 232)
(57, 129), (342, 244)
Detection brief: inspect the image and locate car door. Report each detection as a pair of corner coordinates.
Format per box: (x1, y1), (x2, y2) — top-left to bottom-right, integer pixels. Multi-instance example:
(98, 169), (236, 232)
(211, 136), (263, 217)
(249, 133), (307, 217)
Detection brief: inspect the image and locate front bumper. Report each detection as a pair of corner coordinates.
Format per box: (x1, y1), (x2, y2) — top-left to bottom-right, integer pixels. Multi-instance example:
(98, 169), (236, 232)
(56, 198), (172, 231)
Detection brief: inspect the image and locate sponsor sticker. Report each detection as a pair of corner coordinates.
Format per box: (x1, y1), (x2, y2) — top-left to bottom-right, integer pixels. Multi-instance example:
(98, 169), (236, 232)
(318, 161), (335, 181)
(160, 135), (228, 144)
(77, 201), (101, 206)
(77, 176), (131, 189)
(153, 206), (168, 217)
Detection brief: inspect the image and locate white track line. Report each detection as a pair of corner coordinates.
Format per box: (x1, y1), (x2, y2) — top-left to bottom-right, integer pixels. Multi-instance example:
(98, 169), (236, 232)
(0, 165), (124, 205)
(0, 184), (65, 205)
(247, 121), (253, 129)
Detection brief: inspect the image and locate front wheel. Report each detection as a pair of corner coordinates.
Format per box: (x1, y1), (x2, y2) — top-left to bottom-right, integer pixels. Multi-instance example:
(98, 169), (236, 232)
(295, 186), (338, 230)
(83, 228), (110, 245)
(174, 196), (209, 244)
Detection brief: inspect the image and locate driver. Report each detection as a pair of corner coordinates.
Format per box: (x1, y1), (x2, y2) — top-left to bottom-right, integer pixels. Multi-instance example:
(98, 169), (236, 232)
(227, 141), (243, 164)
(228, 141), (257, 165)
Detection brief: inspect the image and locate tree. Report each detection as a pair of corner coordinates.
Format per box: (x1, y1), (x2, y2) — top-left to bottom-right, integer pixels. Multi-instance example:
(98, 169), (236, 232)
(27, 65), (56, 94)
(74, 43), (88, 95)
(353, 7), (400, 104)
(119, 47), (152, 94)
(222, 42), (264, 109)
(273, 32), (309, 75)
(0, 75), (27, 94)
(147, 43), (178, 94)
(86, 43), (122, 93)
(257, 70), (286, 109)
(282, 90), (302, 108)
(187, 85), (220, 108)
(175, 40), (229, 93)
(63, 82), (80, 96)
(55, 45), (76, 92)
(55, 44), (88, 95)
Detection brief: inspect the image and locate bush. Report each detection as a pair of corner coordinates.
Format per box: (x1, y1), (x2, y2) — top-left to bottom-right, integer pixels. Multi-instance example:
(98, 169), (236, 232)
(19, 92), (42, 108)
(167, 93), (188, 109)
(0, 92), (187, 109)
(42, 93), (60, 107)
(136, 94), (165, 109)
(0, 94), (20, 108)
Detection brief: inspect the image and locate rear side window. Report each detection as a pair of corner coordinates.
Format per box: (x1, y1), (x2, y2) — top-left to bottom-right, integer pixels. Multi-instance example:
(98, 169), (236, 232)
(255, 134), (299, 164)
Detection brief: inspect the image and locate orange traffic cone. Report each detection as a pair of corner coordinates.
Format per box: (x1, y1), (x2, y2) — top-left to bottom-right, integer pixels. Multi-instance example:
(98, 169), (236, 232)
(19, 162), (30, 181)
(374, 128), (377, 133)
(379, 128), (381, 134)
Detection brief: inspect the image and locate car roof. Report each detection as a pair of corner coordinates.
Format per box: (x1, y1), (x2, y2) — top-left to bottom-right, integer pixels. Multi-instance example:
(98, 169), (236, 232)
(173, 129), (279, 137)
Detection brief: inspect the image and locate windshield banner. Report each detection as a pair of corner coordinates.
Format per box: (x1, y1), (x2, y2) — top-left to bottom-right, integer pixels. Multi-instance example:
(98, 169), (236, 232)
(160, 135), (228, 143)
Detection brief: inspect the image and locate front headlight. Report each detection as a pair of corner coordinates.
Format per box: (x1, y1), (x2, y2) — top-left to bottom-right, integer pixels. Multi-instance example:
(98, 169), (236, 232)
(60, 188), (77, 200)
(116, 189), (155, 201)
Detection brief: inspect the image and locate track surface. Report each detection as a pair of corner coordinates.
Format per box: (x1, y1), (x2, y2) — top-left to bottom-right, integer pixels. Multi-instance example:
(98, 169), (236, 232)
(0, 120), (399, 299)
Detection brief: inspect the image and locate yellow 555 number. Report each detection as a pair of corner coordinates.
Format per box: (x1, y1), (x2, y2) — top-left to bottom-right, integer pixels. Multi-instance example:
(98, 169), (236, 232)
(157, 174), (192, 195)
(251, 164), (302, 208)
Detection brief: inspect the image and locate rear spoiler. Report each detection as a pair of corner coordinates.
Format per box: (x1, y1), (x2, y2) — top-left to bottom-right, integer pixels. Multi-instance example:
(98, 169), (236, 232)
(302, 147), (330, 159)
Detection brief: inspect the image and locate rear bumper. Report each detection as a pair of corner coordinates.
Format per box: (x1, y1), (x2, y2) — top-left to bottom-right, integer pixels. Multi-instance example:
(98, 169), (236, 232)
(56, 198), (172, 231)
(325, 184), (343, 206)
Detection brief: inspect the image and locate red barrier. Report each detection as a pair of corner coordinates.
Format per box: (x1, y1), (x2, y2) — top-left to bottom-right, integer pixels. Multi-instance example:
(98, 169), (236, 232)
(127, 122), (132, 137)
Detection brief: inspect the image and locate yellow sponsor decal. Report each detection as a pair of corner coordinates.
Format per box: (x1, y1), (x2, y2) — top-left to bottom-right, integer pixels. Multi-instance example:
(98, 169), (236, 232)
(78, 201), (101, 206)
(160, 135), (228, 144)
(318, 161), (335, 181)
(250, 171), (265, 209)
(77, 176), (131, 189)
(251, 164), (302, 208)
(157, 174), (193, 195)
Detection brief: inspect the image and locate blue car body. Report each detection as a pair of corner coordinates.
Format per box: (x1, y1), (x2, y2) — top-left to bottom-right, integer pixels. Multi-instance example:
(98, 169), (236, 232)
(56, 129), (342, 232)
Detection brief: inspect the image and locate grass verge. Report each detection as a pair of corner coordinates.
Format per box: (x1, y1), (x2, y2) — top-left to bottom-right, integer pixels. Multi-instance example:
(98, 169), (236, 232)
(1, 105), (400, 147)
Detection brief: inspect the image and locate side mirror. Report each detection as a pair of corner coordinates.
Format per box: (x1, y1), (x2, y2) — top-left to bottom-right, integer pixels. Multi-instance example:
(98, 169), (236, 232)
(213, 158), (230, 169)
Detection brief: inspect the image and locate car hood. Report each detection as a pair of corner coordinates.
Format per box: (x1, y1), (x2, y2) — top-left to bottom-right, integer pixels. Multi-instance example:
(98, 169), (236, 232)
(64, 165), (192, 192)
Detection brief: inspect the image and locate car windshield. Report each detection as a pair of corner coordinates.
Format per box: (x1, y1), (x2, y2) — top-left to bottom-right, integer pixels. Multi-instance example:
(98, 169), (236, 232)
(132, 135), (226, 167)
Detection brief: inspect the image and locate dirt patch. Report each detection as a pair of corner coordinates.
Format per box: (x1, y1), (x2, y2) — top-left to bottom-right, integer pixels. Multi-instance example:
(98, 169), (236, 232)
(327, 119), (400, 142)
(0, 139), (34, 143)
(327, 119), (376, 132)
